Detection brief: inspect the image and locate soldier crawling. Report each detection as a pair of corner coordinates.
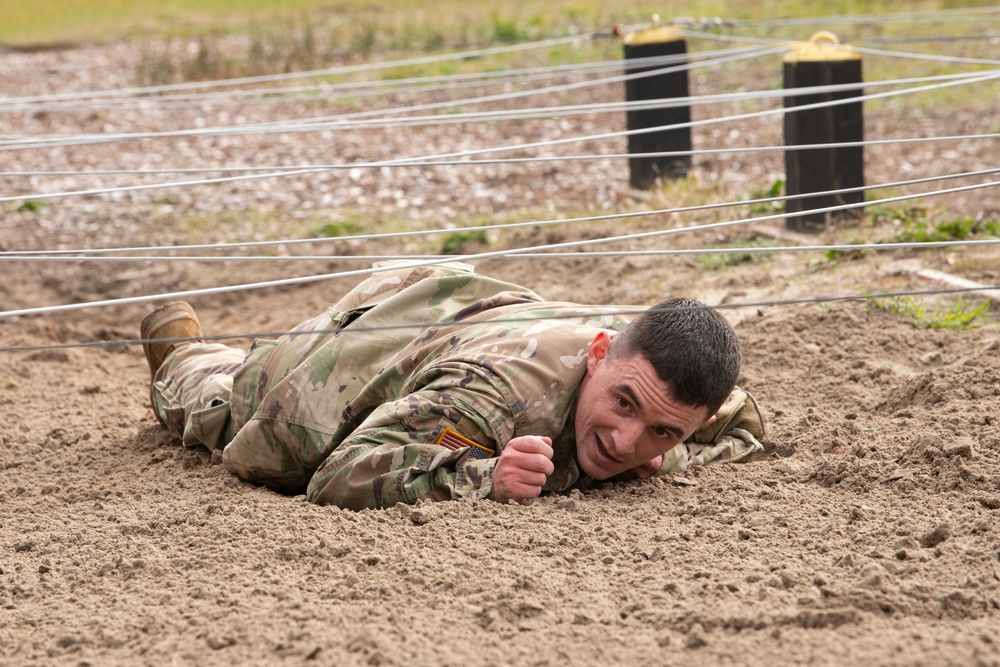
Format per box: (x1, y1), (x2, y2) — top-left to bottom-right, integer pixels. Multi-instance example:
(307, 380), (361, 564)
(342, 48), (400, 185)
(140, 261), (765, 510)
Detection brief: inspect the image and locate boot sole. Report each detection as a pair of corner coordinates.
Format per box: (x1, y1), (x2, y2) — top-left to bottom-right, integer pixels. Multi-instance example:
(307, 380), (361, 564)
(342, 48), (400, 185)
(140, 301), (202, 373)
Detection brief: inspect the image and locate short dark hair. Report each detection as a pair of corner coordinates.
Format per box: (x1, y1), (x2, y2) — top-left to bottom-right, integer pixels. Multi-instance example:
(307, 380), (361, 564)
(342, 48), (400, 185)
(609, 297), (741, 416)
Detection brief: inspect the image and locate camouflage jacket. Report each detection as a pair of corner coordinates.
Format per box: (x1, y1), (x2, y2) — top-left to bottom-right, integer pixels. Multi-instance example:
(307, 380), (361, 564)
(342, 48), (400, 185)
(222, 262), (634, 509)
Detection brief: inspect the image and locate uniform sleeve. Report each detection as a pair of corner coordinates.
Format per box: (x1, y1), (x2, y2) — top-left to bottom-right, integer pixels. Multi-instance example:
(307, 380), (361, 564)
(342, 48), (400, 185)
(658, 387), (767, 474)
(305, 389), (506, 509)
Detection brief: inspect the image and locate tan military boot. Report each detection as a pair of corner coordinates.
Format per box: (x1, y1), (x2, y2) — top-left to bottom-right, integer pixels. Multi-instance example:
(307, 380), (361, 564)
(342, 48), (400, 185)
(140, 301), (203, 379)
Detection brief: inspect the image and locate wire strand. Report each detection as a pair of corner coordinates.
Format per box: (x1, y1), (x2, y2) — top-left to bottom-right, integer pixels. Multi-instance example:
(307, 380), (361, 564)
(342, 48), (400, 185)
(5, 165), (998, 258)
(1, 283), (996, 355)
(2, 176), (997, 320)
(0, 47), (746, 113)
(4, 70), (988, 144)
(1, 33), (597, 106)
(5, 67), (997, 206)
(6, 238), (999, 263)
(3, 130), (999, 179)
(0, 45), (785, 152)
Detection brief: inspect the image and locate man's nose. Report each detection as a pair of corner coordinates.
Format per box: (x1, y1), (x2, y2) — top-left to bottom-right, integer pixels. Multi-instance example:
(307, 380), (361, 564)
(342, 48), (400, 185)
(612, 422), (644, 455)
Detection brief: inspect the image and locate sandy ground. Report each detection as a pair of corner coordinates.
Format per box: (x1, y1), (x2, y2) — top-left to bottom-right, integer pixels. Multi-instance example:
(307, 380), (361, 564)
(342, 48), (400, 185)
(2, 33), (1000, 666)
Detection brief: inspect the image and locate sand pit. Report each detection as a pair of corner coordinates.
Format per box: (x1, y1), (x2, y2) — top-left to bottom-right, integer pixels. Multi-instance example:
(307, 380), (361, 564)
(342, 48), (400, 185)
(2, 39), (999, 666)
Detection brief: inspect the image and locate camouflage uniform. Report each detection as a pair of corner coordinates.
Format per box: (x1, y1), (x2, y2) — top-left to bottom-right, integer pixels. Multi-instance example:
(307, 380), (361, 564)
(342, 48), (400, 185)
(151, 262), (763, 510)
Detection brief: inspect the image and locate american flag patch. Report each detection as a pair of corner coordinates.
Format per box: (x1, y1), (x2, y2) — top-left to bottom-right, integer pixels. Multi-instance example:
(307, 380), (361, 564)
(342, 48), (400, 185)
(435, 428), (495, 459)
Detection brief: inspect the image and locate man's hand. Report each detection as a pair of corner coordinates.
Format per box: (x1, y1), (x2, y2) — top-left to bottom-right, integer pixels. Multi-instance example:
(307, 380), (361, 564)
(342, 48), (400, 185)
(491, 435), (555, 503)
(614, 455), (663, 481)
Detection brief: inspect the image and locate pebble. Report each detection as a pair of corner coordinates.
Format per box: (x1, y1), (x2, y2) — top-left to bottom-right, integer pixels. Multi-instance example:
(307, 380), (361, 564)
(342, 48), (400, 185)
(920, 523), (951, 548)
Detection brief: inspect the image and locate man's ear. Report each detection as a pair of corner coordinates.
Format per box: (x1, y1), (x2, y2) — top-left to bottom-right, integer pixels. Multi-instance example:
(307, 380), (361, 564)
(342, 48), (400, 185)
(703, 414), (717, 426)
(587, 330), (612, 372)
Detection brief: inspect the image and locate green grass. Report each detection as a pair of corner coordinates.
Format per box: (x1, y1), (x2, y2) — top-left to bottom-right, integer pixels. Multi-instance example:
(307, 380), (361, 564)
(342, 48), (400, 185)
(867, 203), (1000, 243)
(824, 236), (872, 262)
(747, 178), (785, 217)
(867, 293), (991, 329)
(316, 219), (365, 238)
(894, 215), (1000, 243)
(2, 1), (993, 48)
(440, 228), (492, 255)
(14, 200), (50, 213)
(696, 238), (776, 270)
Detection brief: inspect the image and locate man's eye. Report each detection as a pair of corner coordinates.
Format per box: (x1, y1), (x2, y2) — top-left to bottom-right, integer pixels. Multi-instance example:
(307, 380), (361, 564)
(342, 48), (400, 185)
(653, 427), (669, 438)
(616, 397), (630, 410)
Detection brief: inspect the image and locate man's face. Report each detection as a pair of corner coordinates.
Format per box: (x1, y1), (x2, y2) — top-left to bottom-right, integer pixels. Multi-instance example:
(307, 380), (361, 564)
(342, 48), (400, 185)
(573, 331), (712, 480)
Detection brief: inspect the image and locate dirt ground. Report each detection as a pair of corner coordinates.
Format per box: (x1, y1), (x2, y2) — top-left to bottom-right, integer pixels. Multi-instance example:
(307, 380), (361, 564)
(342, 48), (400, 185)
(2, 35), (1000, 666)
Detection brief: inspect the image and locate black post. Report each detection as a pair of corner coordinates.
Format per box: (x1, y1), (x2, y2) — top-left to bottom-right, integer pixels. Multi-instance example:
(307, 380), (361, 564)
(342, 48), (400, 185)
(783, 32), (864, 232)
(623, 26), (691, 190)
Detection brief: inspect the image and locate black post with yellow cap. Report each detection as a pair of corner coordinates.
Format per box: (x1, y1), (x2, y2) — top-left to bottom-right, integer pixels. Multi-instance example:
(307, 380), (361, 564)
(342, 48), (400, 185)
(783, 31), (864, 232)
(623, 25), (691, 189)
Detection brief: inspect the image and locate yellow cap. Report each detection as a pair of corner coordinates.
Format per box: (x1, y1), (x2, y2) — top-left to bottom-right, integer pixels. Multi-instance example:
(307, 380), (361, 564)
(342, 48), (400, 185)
(784, 31), (860, 62)
(624, 25), (684, 46)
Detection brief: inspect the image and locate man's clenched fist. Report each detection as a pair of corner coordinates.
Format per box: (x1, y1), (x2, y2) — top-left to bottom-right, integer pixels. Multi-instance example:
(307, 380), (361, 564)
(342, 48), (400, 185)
(490, 435), (555, 503)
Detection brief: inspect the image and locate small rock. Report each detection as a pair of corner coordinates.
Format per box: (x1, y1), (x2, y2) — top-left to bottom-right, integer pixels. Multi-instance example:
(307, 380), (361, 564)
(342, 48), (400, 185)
(977, 497), (1000, 510)
(27, 350), (70, 363)
(919, 351), (943, 366)
(685, 624), (708, 649)
(410, 507), (440, 525)
(882, 468), (917, 482)
(836, 553), (856, 567)
(920, 523), (951, 548)
(943, 438), (974, 459)
(207, 636), (236, 650)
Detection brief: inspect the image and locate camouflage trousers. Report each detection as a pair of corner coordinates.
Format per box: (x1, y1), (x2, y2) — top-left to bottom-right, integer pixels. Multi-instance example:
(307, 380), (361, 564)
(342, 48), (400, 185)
(150, 343), (246, 451)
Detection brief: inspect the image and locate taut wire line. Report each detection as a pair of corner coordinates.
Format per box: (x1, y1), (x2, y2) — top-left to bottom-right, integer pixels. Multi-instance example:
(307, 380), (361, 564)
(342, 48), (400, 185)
(843, 44), (1000, 67)
(0, 46), (751, 113)
(0, 46), (786, 152)
(18, 70), (986, 138)
(7, 239), (1000, 263)
(3, 69), (991, 154)
(5, 165), (999, 258)
(4, 67), (998, 206)
(681, 27), (1000, 67)
(674, 6), (1000, 29)
(0, 33), (596, 107)
(1, 283), (997, 356)
(7, 40), (997, 153)
(1, 176), (997, 320)
(864, 34), (1000, 46)
(4, 131), (999, 179)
